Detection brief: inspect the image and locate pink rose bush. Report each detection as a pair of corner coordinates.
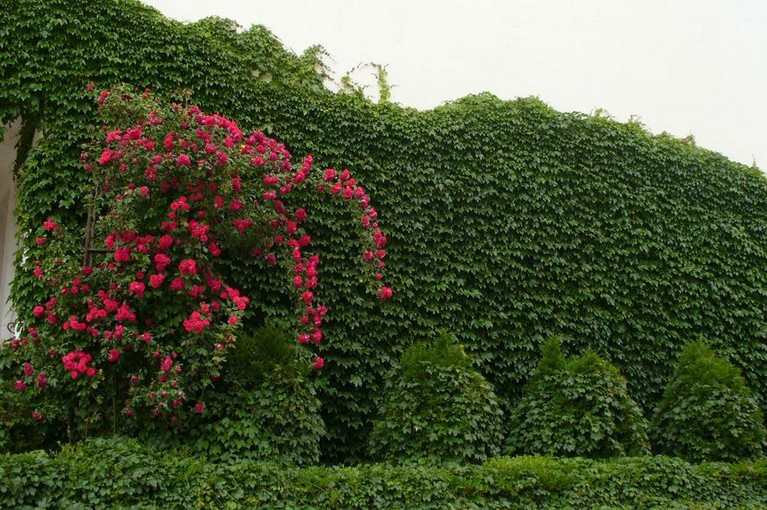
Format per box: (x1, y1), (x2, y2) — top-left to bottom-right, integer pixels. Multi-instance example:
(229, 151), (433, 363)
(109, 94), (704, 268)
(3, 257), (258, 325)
(9, 86), (391, 430)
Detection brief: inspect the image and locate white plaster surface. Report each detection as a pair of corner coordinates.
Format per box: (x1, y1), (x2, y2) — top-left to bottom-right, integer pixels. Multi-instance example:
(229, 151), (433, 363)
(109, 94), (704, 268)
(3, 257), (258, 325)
(0, 121), (20, 338)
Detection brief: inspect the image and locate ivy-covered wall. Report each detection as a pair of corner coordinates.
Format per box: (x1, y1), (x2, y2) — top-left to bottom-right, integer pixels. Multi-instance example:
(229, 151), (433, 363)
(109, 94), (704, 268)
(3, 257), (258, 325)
(2, 0), (767, 461)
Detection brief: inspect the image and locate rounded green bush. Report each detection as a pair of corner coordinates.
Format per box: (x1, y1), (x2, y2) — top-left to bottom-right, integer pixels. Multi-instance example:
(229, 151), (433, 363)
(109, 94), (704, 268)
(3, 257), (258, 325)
(188, 326), (324, 465)
(368, 333), (504, 463)
(506, 338), (649, 458)
(190, 369), (324, 465)
(651, 340), (766, 463)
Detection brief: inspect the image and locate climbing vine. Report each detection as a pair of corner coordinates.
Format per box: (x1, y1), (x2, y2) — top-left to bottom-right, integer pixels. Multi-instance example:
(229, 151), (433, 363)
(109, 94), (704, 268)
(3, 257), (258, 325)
(8, 86), (390, 436)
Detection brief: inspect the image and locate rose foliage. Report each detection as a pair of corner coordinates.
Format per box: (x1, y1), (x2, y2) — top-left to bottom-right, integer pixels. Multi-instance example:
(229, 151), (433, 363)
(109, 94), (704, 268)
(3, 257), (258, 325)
(6, 86), (391, 435)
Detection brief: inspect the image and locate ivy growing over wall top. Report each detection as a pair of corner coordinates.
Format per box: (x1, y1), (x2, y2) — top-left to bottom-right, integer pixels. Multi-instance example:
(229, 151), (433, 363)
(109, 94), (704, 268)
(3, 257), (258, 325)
(3, 0), (767, 462)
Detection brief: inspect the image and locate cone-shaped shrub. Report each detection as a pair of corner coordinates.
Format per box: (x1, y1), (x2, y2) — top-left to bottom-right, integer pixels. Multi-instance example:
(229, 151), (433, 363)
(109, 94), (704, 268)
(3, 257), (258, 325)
(368, 332), (504, 463)
(188, 326), (324, 465)
(506, 338), (649, 458)
(651, 340), (766, 463)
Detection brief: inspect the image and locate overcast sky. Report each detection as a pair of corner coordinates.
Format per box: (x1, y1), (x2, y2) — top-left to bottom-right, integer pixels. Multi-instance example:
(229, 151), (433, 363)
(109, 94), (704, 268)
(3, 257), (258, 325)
(143, 0), (766, 168)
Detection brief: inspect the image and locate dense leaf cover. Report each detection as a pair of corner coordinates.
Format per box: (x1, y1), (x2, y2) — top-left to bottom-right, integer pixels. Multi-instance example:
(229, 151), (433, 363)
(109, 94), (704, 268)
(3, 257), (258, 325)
(368, 334), (504, 463)
(651, 340), (766, 463)
(184, 326), (325, 465)
(187, 368), (325, 465)
(505, 338), (650, 458)
(3, 0), (767, 461)
(1, 438), (766, 509)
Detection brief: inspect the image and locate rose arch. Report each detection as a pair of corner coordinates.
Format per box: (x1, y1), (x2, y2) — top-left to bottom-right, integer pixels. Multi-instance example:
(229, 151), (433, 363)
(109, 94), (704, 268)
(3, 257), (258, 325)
(11, 86), (391, 426)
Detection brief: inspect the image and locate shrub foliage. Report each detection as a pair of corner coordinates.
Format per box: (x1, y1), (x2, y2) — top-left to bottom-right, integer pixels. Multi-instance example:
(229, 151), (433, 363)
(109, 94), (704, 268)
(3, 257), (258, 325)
(185, 326), (324, 465)
(368, 333), (504, 463)
(506, 338), (650, 458)
(189, 372), (324, 465)
(1, 437), (766, 509)
(651, 340), (766, 463)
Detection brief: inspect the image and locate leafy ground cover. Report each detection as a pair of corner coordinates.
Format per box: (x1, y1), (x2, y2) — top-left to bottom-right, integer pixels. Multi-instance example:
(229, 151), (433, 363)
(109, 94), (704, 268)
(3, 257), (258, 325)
(0, 437), (766, 509)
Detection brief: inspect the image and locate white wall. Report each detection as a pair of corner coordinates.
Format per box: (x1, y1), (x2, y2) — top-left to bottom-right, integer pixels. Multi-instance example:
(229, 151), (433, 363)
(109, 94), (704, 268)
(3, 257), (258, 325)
(0, 121), (21, 339)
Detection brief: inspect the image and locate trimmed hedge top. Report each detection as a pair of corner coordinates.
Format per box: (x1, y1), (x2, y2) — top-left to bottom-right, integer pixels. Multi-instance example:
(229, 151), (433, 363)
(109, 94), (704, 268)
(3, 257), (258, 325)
(0, 438), (766, 509)
(3, 0), (767, 461)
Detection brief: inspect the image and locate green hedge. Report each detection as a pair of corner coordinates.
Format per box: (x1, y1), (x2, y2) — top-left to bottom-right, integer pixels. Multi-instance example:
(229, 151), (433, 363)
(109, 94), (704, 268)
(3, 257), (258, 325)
(4, 0), (767, 462)
(368, 334), (505, 463)
(0, 438), (765, 509)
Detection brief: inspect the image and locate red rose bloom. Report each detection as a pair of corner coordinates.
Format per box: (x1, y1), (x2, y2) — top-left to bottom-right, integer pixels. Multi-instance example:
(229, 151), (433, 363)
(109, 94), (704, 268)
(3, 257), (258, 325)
(179, 259), (197, 275)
